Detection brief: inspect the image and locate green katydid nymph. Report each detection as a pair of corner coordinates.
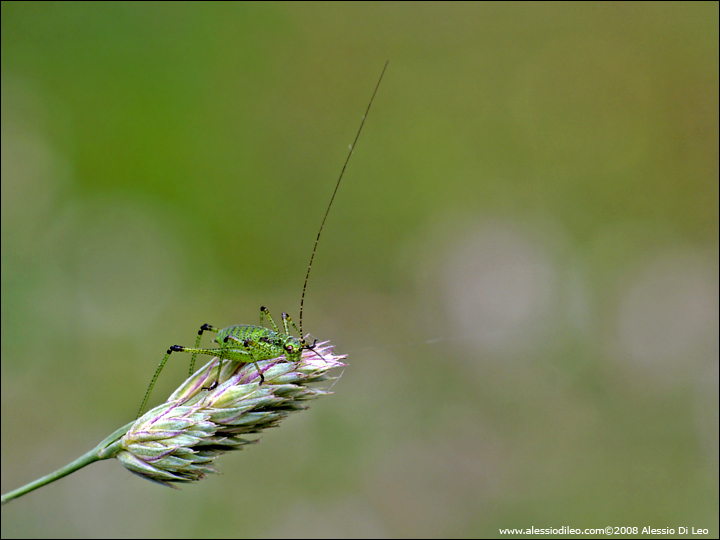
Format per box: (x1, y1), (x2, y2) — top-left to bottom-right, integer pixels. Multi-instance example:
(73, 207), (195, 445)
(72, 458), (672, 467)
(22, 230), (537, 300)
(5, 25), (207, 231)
(137, 62), (388, 418)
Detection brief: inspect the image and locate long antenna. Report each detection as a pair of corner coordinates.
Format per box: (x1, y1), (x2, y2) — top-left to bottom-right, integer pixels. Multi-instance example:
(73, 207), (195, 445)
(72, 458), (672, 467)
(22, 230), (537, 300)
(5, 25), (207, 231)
(299, 61), (388, 336)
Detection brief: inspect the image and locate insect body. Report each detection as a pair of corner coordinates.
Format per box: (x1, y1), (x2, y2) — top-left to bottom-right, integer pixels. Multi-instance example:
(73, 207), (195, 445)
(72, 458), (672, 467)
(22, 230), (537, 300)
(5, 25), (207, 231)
(137, 62), (388, 418)
(189, 306), (309, 385)
(137, 308), (313, 417)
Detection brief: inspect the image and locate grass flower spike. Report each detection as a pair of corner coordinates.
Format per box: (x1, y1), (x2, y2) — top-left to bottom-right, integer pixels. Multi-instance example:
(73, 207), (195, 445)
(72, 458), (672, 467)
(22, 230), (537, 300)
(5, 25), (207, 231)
(118, 342), (345, 486)
(1, 343), (345, 502)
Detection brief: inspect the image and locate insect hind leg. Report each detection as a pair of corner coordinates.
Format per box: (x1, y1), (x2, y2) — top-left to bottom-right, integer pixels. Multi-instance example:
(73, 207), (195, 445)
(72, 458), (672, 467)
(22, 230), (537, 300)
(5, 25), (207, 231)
(138, 345), (185, 419)
(190, 324), (220, 376)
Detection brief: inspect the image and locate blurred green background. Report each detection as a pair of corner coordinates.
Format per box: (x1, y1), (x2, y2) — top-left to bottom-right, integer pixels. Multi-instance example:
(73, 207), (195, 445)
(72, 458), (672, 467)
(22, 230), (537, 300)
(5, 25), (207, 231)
(2, 2), (717, 538)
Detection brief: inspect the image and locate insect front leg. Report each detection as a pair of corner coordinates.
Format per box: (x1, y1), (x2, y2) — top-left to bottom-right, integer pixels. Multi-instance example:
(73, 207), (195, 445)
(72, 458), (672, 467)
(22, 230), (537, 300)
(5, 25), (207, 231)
(281, 312), (301, 336)
(281, 313), (323, 359)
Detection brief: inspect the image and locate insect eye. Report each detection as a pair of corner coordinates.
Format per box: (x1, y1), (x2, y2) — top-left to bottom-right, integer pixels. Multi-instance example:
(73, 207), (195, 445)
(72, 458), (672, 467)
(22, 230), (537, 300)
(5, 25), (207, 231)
(285, 344), (295, 353)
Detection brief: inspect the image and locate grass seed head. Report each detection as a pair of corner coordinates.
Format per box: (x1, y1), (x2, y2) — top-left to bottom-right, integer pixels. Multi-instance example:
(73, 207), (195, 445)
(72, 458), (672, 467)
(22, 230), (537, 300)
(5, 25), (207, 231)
(117, 343), (345, 486)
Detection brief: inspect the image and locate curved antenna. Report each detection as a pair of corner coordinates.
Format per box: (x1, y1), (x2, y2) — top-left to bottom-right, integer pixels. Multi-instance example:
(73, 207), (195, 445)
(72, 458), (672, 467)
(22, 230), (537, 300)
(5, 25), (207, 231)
(299, 61), (389, 336)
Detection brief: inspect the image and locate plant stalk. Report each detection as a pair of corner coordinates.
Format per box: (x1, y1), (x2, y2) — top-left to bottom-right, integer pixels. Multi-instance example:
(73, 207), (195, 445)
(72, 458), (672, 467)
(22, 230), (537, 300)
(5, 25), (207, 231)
(1, 421), (133, 504)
